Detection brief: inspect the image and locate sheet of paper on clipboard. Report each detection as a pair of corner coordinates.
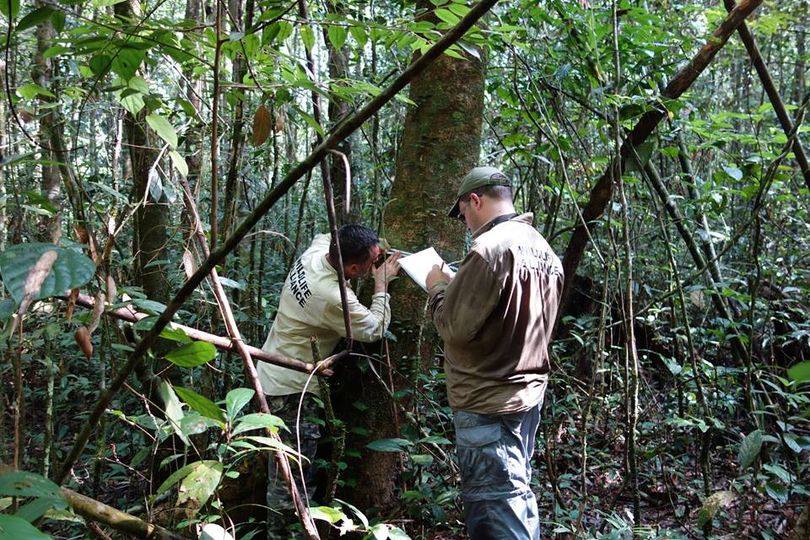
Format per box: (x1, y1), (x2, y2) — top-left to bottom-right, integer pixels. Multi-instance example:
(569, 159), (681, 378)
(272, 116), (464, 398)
(397, 247), (454, 292)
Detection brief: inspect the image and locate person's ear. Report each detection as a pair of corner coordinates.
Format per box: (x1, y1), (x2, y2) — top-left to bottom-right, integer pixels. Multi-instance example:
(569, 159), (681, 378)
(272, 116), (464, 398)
(469, 193), (482, 210)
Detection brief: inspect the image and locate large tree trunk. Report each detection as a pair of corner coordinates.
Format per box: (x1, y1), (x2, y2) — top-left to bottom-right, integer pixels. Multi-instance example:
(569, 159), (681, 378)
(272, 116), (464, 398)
(324, 0), (355, 222)
(182, 0), (203, 191)
(334, 2), (485, 512)
(115, 1), (171, 303)
(32, 0), (61, 243)
(221, 0), (252, 241)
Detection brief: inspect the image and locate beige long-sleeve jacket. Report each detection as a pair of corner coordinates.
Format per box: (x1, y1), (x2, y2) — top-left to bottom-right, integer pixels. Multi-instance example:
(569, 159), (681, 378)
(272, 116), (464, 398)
(257, 234), (391, 396)
(428, 213), (563, 414)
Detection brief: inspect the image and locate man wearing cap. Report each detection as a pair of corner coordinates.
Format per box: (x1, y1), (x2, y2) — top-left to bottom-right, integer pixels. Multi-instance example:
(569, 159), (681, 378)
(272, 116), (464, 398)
(425, 166), (564, 539)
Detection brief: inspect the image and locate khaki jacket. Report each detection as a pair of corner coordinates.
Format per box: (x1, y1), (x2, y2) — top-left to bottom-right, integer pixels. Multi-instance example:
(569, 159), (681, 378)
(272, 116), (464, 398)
(257, 234), (391, 396)
(428, 213), (563, 414)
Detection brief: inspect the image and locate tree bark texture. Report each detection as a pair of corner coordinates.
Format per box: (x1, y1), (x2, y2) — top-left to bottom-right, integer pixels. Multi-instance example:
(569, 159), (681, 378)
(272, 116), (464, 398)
(325, 0), (355, 222)
(115, 0), (172, 303)
(33, 0), (61, 243)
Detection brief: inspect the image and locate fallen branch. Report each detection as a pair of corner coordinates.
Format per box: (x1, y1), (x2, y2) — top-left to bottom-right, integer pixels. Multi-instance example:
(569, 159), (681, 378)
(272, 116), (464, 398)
(67, 293), (332, 376)
(55, 0), (498, 488)
(559, 0), (763, 312)
(60, 487), (187, 540)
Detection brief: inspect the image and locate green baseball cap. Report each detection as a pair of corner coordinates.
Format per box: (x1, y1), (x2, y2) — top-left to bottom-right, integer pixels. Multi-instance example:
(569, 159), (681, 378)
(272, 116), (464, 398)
(448, 166), (511, 219)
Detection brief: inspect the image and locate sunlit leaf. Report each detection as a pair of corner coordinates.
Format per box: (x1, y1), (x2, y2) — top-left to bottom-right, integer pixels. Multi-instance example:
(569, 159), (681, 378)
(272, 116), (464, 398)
(165, 341), (217, 368)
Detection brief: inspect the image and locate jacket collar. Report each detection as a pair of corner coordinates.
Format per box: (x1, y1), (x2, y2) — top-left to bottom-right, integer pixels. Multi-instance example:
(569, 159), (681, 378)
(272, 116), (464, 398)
(472, 212), (534, 238)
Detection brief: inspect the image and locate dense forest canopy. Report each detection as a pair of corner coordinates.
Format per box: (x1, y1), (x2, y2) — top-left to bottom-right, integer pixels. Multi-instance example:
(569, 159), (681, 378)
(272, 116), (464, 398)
(0, 0), (807, 538)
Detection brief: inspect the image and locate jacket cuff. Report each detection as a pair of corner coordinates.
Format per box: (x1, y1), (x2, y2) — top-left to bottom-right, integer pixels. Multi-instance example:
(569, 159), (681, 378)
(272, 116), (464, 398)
(428, 280), (449, 298)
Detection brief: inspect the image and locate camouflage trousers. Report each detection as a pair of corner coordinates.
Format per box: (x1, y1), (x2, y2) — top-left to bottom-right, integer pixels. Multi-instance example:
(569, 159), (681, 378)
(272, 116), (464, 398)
(266, 393), (322, 539)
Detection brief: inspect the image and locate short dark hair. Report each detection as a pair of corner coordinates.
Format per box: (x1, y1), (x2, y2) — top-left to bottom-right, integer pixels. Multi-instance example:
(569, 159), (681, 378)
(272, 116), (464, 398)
(330, 224), (379, 266)
(460, 184), (513, 203)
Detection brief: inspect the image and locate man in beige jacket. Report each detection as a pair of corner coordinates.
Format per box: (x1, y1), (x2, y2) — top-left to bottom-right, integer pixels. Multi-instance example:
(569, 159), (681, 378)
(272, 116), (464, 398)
(261, 224), (400, 535)
(426, 167), (564, 540)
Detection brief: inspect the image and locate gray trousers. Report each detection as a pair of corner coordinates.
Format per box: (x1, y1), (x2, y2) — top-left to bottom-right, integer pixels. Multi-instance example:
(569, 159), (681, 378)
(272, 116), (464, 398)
(453, 402), (542, 540)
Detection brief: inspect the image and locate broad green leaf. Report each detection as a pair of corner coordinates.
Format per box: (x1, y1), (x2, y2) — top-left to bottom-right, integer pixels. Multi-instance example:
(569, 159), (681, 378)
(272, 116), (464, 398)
(0, 515), (49, 539)
(232, 412), (285, 436)
(309, 505), (346, 524)
(625, 140), (657, 173)
(50, 10), (64, 32)
(225, 388), (254, 421)
(696, 491), (734, 528)
(15, 496), (66, 523)
(127, 76), (149, 93)
(88, 54), (111, 77)
(434, 8), (459, 25)
(156, 460), (205, 495)
(365, 438), (412, 453)
(165, 341), (216, 368)
(16, 83), (55, 100)
(327, 25), (347, 50)
(168, 150), (188, 177)
(418, 435), (452, 445)
(177, 460), (222, 509)
(16, 6), (54, 33)
(242, 436), (296, 456)
(787, 361), (810, 382)
(765, 481), (788, 504)
(783, 432), (802, 454)
(763, 463), (792, 483)
(0, 0), (20, 20)
(131, 298), (166, 314)
(157, 380), (188, 444)
(159, 324), (192, 344)
(410, 454), (433, 466)
(0, 243), (95, 305)
(738, 429), (762, 471)
(388, 527), (411, 540)
(180, 413), (219, 437)
(145, 114), (178, 148)
(349, 25), (367, 47)
(43, 45), (70, 60)
(0, 470), (60, 499)
(0, 298), (14, 319)
(110, 47), (144, 79)
(174, 387), (225, 425)
(300, 25), (315, 51)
